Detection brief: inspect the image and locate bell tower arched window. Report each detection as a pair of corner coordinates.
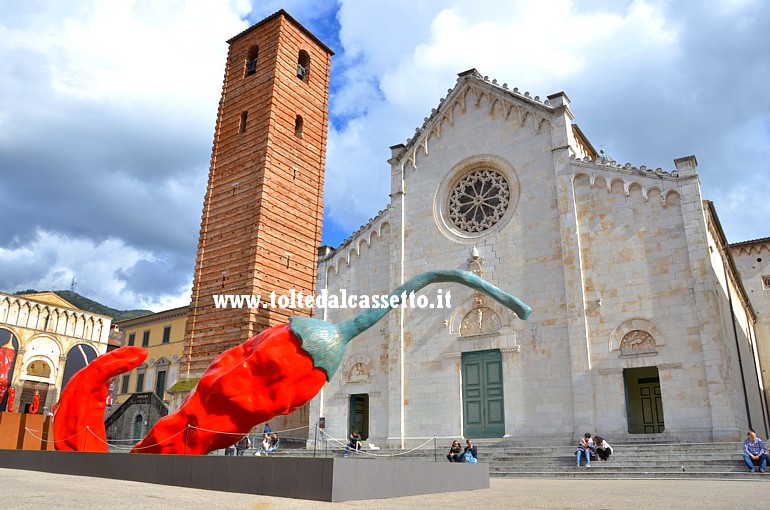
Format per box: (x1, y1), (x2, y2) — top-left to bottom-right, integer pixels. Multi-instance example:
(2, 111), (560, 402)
(246, 45), (258, 77)
(297, 50), (310, 82)
(294, 115), (303, 137)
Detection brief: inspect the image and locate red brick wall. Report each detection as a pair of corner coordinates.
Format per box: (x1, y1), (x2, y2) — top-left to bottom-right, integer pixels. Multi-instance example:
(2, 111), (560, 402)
(183, 13), (331, 378)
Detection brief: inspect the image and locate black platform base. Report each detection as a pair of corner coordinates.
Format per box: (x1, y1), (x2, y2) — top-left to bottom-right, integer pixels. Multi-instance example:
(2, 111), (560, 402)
(0, 450), (489, 501)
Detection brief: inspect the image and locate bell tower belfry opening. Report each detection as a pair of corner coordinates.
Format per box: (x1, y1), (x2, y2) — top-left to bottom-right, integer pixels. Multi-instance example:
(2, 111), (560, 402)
(178, 11), (333, 428)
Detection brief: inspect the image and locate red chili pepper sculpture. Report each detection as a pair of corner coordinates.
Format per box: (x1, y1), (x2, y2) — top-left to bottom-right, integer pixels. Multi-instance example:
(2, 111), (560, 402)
(29, 390), (40, 414)
(131, 322), (327, 454)
(54, 270), (531, 455)
(53, 346), (147, 452)
(6, 386), (17, 412)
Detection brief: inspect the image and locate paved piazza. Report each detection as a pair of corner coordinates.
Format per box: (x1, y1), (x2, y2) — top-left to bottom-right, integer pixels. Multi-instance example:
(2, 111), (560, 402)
(3, 468), (766, 509)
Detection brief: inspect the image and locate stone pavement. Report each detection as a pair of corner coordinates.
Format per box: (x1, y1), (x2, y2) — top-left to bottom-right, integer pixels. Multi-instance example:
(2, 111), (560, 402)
(3, 468), (768, 509)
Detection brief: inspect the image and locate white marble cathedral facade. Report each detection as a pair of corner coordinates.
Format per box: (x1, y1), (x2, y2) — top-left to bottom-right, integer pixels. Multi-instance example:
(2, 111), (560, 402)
(309, 69), (768, 447)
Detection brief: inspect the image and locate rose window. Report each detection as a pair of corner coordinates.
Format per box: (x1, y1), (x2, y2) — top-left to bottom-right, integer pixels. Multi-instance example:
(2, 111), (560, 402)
(448, 169), (510, 233)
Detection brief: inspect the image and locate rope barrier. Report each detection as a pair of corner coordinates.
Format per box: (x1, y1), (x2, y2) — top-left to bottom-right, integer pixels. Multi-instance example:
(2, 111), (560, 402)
(186, 422), (309, 437)
(23, 427), (83, 444)
(27, 423), (440, 458)
(122, 426), (189, 451)
(314, 427), (434, 458)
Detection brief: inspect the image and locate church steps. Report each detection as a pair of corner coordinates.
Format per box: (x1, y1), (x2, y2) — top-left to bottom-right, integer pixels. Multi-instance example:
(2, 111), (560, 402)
(270, 442), (763, 480)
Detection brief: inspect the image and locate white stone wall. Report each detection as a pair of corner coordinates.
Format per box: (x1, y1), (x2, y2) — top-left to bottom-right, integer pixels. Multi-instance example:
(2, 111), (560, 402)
(571, 168), (715, 437)
(312, 217), (392, 443)
(731, 241), (770, 410)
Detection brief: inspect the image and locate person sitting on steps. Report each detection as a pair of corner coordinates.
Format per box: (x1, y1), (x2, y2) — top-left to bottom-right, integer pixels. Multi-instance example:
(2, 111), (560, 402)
(594, 435), (612, 461)
(345, 430), (362, 457)
(743, 430), (767, 473)
(461, 439), (477, 463)
(575, 433), (593, 467)
(446, 440), (462, 462)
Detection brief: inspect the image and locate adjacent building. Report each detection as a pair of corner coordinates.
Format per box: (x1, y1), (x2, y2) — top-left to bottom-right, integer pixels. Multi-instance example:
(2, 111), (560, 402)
(105, 306), (188, 443)
(0, 292), (113, 413)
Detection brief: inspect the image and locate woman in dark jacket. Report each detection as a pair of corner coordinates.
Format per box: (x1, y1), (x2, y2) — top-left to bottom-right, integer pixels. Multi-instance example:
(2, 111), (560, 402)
(447, 440), (462, 462)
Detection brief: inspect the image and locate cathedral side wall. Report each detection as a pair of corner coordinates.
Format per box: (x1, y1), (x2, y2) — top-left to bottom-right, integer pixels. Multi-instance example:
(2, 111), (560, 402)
(731, 243), (770, 422)
(706, 231), (768, 437)
(313, 220), (392, 443)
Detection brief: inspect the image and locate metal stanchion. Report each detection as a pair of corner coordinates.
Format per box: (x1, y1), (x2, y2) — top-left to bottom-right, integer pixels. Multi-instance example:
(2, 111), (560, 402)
(314, 423), (318, 458)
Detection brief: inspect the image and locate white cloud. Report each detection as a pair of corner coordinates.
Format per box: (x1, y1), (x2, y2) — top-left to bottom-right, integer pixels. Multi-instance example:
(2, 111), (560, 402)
(0, 229), (189, 311)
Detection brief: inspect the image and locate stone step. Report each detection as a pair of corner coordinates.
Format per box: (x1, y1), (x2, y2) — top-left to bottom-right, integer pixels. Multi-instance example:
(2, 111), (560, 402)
(490, 463), (752, 472)
(493, 470), (768, 480)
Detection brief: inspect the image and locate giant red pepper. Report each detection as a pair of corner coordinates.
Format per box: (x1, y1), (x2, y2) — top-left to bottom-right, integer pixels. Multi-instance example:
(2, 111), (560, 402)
(131, 322), (327, 454)
(132, 270), (531, 455)
(52, 270), (531, 455)
(53, 346), (147, 452)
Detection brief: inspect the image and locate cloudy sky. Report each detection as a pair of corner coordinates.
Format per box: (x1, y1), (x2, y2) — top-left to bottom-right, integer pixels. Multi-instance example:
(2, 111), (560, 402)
(1, 0), (768, 312)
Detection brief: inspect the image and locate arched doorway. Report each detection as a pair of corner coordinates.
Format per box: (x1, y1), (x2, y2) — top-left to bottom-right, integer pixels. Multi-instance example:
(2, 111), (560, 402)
(20, 358), (53, 413)
(132, 414), (144, 441)
(61, 344), (98, 390)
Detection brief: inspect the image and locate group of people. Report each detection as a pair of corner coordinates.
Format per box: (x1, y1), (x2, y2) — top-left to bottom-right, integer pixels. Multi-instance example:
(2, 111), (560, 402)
(446, 439), (478, 463)
(225, 423), (280, 456)
(575, 432), (613, 467)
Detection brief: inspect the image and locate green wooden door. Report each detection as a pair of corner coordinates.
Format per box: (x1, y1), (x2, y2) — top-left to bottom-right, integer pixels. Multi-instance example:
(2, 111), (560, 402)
(462, 350), (505, 438)
(348, 394), (369, 440)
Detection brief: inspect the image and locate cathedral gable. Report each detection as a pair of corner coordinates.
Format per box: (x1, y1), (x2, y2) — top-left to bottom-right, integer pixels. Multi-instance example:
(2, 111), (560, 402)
(392, 69), (561, 173)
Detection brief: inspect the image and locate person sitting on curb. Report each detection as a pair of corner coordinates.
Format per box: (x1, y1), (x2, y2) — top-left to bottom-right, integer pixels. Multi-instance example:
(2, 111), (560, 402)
(254, 433), (270, 456)
(743, 430), (767, 473)
(344, 430), (362, 457)
(446, 440), (462, 462)
(575, 433), (593, 467)
(594, 435), (613, 461)
(461, 439), (477, 463)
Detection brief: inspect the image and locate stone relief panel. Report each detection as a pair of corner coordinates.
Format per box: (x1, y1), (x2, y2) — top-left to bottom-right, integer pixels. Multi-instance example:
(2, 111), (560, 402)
(460, 306), (501, 337)
(448, 294), (515, 336)
(342, 354), (372, 384)
(609, 317), (665, 356)
(619, 330), (657, 356)
(25, 359), (52, 378)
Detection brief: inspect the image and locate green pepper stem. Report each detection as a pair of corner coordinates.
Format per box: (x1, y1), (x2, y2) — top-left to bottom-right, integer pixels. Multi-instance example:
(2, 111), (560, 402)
(289, 270), (532, 380)
(335, 269), (531, 341)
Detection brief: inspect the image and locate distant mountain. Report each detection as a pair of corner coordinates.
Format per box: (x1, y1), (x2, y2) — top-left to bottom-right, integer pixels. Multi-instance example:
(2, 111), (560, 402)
(14, 289), (153, 321)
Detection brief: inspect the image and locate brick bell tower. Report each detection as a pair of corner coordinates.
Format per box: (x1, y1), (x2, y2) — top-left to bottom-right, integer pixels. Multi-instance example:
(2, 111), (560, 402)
(180, 11), (333, 402)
